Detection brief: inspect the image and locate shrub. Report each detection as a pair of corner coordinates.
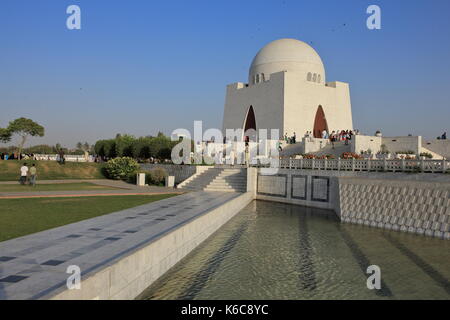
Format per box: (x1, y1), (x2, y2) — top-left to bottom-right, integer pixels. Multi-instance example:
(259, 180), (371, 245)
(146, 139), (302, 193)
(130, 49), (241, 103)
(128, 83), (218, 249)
(105, 157), (140, 180)
(148, 167), (167, 185)
(341, 152), (363, 159)
(419, 152), (433, 159)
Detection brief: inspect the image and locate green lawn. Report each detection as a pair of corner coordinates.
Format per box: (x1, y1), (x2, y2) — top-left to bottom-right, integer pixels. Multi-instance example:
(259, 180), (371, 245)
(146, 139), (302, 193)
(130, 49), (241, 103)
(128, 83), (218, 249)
(0, 182), (121, 193)
(0, 160), (106, 181)
(0, 194), (178, 242)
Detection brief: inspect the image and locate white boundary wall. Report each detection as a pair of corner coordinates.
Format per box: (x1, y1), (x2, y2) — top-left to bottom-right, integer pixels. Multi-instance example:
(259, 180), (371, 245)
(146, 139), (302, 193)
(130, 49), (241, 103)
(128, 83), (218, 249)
(50, 192), (253, 300)
(254, 168), (450, 240)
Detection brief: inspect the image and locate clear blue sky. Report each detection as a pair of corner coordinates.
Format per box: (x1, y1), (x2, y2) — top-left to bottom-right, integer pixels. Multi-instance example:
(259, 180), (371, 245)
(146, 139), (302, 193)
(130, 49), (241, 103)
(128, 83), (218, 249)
(1, 0), (449, 148)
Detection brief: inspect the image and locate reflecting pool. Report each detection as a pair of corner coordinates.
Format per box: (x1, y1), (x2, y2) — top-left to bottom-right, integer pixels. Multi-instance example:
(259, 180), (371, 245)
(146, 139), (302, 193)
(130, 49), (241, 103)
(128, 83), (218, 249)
(140, 201), (450, 300)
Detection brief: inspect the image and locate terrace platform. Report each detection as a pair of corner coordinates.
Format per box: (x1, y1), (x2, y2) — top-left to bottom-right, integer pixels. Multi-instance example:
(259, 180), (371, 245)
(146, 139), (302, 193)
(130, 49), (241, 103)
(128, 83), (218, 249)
(0, 191), (251, 299)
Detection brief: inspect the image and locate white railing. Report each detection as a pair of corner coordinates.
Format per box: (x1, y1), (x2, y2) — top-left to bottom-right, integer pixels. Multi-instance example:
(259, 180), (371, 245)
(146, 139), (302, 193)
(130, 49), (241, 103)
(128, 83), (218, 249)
(32, 154), (94, 162)
(273, 158), (450, 173)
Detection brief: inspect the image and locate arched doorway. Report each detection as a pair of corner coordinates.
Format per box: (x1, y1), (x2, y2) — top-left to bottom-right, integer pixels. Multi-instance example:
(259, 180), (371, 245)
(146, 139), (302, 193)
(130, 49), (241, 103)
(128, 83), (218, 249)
(313, 105), (328, 138)
(243, 106), (257, 141)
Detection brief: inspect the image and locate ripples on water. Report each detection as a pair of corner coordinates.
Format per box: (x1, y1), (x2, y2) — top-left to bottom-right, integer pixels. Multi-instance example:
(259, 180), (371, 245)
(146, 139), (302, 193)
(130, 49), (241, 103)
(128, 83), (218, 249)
(140, 201), (450, 300)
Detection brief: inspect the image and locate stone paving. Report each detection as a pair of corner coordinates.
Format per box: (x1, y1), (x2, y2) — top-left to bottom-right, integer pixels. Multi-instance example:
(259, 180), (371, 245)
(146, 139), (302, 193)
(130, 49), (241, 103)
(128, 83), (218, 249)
(0, 191), (240, 299)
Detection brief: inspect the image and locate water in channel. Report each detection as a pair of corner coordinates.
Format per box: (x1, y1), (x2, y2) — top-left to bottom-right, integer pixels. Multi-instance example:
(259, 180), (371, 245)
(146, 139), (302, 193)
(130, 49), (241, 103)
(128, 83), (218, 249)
(140, 200), (450, 300)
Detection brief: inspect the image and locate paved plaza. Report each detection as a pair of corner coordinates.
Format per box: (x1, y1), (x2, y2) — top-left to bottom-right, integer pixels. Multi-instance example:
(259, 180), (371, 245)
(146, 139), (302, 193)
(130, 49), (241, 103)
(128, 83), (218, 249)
(0, 191), (241, 299)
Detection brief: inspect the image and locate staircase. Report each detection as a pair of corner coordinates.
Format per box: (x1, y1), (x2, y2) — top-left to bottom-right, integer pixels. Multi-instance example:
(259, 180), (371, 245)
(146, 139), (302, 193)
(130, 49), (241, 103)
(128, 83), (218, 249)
(179, 168), (247, 193)
(421, 147), (445, 159)
(280, 142), (304, 157)
(313, 141), (352, 158)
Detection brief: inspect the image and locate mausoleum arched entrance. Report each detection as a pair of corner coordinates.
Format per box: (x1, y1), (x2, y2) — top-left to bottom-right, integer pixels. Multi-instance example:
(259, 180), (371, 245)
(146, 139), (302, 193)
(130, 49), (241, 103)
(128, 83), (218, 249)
(243, 105), (257, 142)
(313, 105), (329, 138)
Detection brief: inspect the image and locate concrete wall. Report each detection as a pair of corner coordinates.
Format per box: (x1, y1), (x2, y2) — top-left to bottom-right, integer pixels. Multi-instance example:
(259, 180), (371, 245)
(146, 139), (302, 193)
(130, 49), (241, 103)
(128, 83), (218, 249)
(352, 135), (422, 155)
(303, 138), (330, 154)
(50, 192), (254, 300)
(352, 135), (382, 154)
(382, 136), (422, 155)
(254, 168), (450, 239)
(222, 72), (285, 140)
(339, 178), (450, 240)
(255, 169), (340, 212)
(284, 73), (353, 138)
(424, 140), (450, 159)
(140, 164), (196, 184)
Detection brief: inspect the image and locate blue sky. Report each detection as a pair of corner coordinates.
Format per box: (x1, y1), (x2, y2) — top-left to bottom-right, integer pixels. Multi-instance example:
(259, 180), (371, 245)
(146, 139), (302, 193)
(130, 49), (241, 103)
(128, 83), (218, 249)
(1, 0), (449, 148)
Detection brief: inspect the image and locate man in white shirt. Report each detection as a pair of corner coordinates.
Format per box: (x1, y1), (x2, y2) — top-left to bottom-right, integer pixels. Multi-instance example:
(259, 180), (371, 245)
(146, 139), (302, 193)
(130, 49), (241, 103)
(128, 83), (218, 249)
(20, 163), (29, 185)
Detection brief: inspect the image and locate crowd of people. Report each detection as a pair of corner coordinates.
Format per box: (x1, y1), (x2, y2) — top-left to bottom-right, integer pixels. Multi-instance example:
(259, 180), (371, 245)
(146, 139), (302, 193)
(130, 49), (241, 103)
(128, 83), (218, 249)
(326, 130), (356, 147)
(282, 129), (360, 146)
(0, 153), (39, 160)
(284, 132), (297, 144)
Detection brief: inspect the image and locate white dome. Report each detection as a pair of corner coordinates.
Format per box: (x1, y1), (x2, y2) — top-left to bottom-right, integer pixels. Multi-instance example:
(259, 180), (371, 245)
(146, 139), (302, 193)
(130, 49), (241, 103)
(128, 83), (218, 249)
(249, 38), (325, 84)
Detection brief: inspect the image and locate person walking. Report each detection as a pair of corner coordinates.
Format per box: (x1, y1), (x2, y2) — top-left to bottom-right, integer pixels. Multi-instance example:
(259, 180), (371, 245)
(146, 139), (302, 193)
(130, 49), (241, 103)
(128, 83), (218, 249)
(276, 140), (282, 153)
(20, 163), (29, 185)
(330, 131), (336, 149)
(29, 163), (37, 186)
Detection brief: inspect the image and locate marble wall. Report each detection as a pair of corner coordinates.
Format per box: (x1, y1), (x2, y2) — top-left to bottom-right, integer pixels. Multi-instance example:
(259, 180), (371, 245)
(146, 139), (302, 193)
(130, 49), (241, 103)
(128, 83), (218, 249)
(255, 169), (450, 239)
(339, 178), (450, 240)
(140, 164), (196, 184)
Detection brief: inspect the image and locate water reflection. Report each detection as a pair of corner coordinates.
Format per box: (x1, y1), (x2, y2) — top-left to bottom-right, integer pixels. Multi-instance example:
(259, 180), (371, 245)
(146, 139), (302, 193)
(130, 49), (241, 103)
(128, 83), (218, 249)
(140, 201), (450, 300)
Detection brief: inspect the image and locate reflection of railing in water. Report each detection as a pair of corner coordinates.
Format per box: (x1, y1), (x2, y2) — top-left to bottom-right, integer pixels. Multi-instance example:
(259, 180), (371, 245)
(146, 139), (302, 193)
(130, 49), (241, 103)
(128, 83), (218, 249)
(253, 158), (450, 173)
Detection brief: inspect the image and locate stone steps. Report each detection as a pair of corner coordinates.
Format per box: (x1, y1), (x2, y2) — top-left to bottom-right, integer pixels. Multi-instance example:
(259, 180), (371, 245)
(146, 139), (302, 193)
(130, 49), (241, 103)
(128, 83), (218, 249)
(180, 168), (247, 193)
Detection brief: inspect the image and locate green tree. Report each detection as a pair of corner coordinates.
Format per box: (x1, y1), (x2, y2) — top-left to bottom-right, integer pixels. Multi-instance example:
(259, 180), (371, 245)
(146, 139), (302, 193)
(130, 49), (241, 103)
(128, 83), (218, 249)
(94, 139), (116, 158)
(7, 118), (45, 158)
(115, 134), (135, 157)
(0, 128), (11, 143)
(132, 137), (154, 160)
(25, 144), (54, 154)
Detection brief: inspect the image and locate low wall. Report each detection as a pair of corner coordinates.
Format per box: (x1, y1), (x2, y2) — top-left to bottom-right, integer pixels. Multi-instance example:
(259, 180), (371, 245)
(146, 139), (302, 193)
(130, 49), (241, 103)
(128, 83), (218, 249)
(303, 138), (329, 154)
(140, 164), (197, 184)
(255, 169), (450, 239)
(352, 135), (422, 155)
(339, 178), (450, 239)
(256, 169), (340, 212)
(352, 135), (382, 154)
(50, 192), (253, 300)
(424, 140), (450, 159)
(382, 136), (422, 155)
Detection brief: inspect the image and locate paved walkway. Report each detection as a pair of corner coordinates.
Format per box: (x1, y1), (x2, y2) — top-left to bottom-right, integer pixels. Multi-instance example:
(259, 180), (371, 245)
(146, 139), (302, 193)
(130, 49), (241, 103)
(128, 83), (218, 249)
(0, 179), (113, 185)
(0, 179), (182, 199)
(0, 191), (241, 299)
